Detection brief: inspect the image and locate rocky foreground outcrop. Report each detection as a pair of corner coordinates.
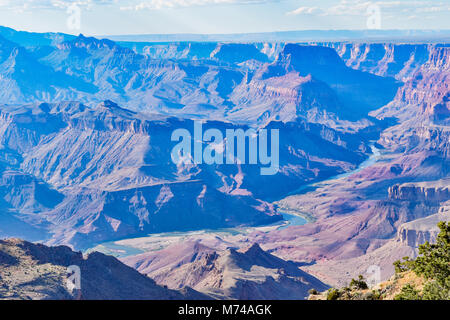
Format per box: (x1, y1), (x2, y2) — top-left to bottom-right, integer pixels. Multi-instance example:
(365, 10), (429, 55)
(0, 238), (207, 300)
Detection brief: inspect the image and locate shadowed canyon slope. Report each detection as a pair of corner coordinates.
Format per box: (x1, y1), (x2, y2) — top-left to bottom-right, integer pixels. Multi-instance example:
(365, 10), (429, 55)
(0, 98), (371, 249)
(0, 34), (401, 127)
(264, 42), (450, 286)
(0, 238), (206, 300)
(0, 32), (395, 250)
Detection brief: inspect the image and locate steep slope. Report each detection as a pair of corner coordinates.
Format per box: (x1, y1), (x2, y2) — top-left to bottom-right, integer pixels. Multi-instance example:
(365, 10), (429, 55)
(137, 42), (218, 60)
(371, 45), (450, 170)
(265, 44), (400, 118)
(0, 35), (96, 104)
(123, 242), (328, 300)
(397, 198), (450, 248)
(44, 182), (279, 250)
(41, 35), (147, 104)
(0, 101), (284, 249)
(38, 35), (247, 112)
(0, 30), (401, 129)
(263, 45), (450, 286)
(332, 43), (436, 80)
(127, 42), (271, 63)
(227, 44), (400, 128)
(0, 26), (448, 293)
(0, 170), (62, 241)
(0, 238), (206, 300)
(0, 26), (75, 48)
(0, 97), (374, 249)
(210, 43), (269, 64)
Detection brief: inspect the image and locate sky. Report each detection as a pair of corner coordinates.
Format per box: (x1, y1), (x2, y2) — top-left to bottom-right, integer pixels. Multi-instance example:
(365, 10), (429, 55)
(0, 0), (449, 36)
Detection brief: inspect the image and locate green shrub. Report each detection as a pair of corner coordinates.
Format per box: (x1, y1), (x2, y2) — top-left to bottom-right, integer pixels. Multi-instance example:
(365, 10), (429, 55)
(422, 281), (450, 300)
(326, 288), (340, 300)
(412, 221), (449, 290)
(393, 257), (413, 273)
(369, 290), (382, 300)
(349, 275), (368, 290)
(393, 222), (449, 300)
(394, 284), (421, 300)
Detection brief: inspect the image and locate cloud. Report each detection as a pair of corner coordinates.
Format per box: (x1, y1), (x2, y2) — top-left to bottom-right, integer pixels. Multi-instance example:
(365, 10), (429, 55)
(0, 0), (118, 11)
(0, 0), (275, 12)
(119, 0), (271, 11)
(1, 0), (448, 17)
(285, 0), (450, 18)
(415, 6), (448, 13)
(286, 6), (321, 16)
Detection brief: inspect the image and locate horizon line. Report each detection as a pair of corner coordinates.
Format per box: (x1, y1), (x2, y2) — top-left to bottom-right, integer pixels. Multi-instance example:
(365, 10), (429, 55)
(2, 25), (450, 38)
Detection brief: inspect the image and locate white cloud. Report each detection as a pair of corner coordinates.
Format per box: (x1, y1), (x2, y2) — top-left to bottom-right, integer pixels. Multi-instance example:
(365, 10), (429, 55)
(285, 0), (450, 17)
(0, 0), (118, 11)
(0, 0), (274, 11)
(119, 0), (269, 11)
(415, 6), (448, 13)
(286, 6), (321, 16)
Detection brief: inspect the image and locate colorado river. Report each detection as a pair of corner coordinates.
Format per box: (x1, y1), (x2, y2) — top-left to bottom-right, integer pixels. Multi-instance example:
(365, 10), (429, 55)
(88, 144), (381, 258)
(285, 144), (382, 197)
(87, 211), (307, 258)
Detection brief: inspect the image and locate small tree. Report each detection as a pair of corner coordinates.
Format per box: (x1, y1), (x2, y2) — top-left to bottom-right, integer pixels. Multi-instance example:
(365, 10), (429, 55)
(349, 275), (368, 290)
(412, 221), (449, 290)
(326, 288), (340, 300)
(394, 284), (421, 300)
(422, 281), (449, 300)
(393, 257), (413, 273)
(393, 222), (449, 300)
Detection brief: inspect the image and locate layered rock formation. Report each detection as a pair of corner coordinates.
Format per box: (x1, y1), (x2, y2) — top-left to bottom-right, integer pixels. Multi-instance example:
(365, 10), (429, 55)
(264, 43), (450, 286)
(389, 181), (450, 202)
(0, 26), (449, 296)
(1, 101), (294, 249)
(332, 43), (439, 80)
(0, 97), (374, 249)
(396, 200), (450, 247)
(0, 33), (401, 130)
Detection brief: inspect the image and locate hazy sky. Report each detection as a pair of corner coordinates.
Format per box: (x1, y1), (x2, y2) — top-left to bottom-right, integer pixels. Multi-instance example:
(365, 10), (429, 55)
(0, 0), (449, 35)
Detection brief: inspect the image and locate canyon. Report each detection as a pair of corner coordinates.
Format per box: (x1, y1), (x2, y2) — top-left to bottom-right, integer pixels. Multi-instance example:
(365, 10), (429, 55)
(0, 26), (449, 299)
